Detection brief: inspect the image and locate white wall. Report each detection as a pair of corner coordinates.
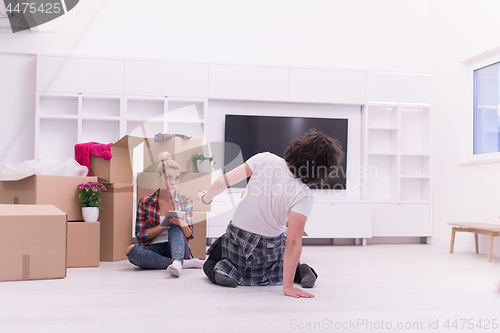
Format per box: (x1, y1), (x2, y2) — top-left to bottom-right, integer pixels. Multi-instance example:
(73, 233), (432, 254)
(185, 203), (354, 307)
(2, 0), (500, 255)
(0, 53), (36, 165)
(0, 0), (432, 72)
(429, 1), (500, 258)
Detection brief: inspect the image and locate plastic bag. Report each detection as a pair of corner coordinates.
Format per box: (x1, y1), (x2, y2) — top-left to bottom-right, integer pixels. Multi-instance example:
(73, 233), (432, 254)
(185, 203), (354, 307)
(0, 158), (88, 176)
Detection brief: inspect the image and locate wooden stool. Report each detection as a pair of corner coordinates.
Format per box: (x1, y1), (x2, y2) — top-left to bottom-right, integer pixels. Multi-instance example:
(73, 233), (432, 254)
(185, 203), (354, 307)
(448, 222), (500, 262)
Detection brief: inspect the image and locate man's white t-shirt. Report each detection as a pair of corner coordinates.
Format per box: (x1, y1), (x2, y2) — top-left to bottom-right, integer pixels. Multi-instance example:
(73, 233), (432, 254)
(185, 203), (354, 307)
(231, 152), (314, 237)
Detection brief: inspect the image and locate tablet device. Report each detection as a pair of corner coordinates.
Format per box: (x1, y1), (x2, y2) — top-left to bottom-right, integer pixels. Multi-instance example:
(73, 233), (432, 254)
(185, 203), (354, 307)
(161, 210), (186, 226)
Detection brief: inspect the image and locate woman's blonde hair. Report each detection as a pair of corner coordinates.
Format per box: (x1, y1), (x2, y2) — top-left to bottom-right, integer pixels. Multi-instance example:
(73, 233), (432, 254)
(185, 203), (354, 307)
(157, 152), (180, 176)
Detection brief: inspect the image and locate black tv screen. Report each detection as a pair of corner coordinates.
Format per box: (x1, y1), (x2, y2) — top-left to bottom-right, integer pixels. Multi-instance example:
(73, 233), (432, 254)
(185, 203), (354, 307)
(224, 114), (348, 190)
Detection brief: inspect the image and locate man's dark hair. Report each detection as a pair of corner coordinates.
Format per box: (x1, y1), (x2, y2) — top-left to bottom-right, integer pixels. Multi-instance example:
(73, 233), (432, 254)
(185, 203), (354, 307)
(284, 128), (345, 185)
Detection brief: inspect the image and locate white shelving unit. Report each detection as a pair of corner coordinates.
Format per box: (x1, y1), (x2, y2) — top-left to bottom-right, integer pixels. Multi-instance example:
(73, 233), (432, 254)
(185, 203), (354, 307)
(365, 103), (432, 237)
(34, 55), (433, 240)
(35, 93), (207, 160)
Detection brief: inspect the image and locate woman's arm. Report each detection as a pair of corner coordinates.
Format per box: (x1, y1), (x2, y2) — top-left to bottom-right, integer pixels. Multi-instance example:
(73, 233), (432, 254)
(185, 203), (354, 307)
(135, 199), (168, 242)
(283, 211), (314, 298)
(197, 163), (253, 203)
(168, 197), (194, 240)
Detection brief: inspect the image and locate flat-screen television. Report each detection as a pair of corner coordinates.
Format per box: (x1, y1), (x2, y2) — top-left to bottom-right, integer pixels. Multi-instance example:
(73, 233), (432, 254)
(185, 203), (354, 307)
(224, 114), (348, 190)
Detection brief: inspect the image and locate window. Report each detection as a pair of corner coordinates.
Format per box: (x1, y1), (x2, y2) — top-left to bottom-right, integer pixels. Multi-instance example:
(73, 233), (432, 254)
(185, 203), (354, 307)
(474, 61), (500, 154)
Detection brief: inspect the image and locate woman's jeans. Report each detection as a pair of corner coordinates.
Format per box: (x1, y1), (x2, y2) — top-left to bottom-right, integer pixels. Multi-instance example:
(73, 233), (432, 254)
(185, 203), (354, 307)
(127, 225), (191, 269)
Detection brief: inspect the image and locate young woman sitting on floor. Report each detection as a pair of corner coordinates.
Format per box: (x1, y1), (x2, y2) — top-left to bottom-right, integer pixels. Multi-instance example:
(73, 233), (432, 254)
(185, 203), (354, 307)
(126, 152), (203, 277)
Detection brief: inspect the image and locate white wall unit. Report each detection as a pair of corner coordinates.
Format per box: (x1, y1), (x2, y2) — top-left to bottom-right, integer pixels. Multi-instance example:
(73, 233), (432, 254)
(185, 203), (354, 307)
(35, 54), (432, 240)
(368, 72), (432, 104)
(372, 203), (430, 236)
(365, 103), (432, 236)
(37, 56), (125, 95)
(306, 202), (372, 238)
(124, 61), (209, 98)
(35, 93), (206, 161)
(208, 64), (289, 101)
(207, 196), (240, 238)
(289, 69), (367, 104)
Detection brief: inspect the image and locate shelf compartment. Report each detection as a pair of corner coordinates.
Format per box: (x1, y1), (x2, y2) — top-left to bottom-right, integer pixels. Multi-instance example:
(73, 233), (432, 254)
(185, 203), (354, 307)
(39, 118), (78, 160)
(40, 95), (78, 116)
(367, 106), (398, 128)
(400, 155), (430, 177)
(166, 122), (205, 139)
(81, 119), (120, 144)
(127, 120), (164, 137)
(167, 101), (204, 123)
(400, 107), (431, 154)
(400, 178), (430, 201)
(366, 155), (398, 201)
(367, 128), (398, 153)
(82, 97), (121, 118)
(127, 99), (165, 120)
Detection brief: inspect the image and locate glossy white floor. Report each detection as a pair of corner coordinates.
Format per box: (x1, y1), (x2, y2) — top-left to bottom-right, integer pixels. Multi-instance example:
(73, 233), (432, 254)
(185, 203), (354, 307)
(1, 244), (499, 333)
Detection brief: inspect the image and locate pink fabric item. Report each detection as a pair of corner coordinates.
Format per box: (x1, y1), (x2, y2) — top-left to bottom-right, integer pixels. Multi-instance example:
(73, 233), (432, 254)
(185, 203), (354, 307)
(75, 142), (113, 176)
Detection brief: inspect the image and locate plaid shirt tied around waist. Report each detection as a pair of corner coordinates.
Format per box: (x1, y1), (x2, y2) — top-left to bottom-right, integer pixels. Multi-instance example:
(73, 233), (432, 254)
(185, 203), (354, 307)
(207, 223), (286, 286)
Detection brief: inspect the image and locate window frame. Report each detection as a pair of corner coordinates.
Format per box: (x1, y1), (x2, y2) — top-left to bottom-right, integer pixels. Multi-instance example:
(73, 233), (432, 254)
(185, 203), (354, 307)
(460, 47), (500, 165)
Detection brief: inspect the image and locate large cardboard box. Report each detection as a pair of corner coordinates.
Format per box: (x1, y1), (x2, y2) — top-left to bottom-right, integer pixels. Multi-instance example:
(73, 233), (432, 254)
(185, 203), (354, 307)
(67, 221), (100, 268)
(179, 173), (212, 211)
(0, 174), (98, 221)
(0, 204), (67, 282)
(89, 135), (144, 184)
(143, 137), (202, 173)
(136, 172), (211, 211)
(190, 212), (207, 259)
(99, 183), (134, 261)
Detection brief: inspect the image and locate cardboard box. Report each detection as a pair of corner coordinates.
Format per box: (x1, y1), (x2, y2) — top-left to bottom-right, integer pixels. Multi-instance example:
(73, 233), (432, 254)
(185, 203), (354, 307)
(190, 212), (207, 259)
(143, 137), (202, 173)
(99, 183), (134, 261)
(0, 174), (98, 221)
(137, 172), (211, 211)
(89, 135), (144, 184)
(179, 173), (212, 211)
(67, 221), (100, 268)
(0, 204), (67, 282)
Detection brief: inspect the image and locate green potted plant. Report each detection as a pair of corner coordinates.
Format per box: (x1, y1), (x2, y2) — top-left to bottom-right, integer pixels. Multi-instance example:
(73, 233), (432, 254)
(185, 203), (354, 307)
(192, 153), (215, 173)
(78, 181), (106, 222)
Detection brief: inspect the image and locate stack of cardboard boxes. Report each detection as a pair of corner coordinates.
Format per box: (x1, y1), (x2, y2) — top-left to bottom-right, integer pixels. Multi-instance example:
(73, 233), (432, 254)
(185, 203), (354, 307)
(0, 134), (210, 282)
(0, 174), (98, 281)
(137, 136), (210, 259)
(88, 135), (144, 262)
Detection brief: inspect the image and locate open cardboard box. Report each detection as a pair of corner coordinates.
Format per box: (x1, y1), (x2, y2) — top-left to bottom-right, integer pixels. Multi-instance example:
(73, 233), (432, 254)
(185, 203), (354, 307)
(89, 135), (144, 184)
(0, 204), (67, 282)
(143, 137), (202, 173)
(0, 174), (98, 221)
